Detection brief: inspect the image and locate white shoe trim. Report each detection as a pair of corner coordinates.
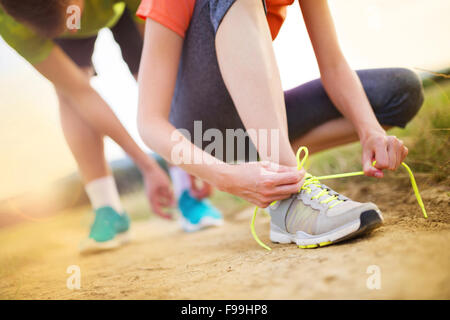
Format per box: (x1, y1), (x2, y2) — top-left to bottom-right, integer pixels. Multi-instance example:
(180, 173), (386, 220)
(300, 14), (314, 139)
(116, 230), (132, 244)
(79, 237), (120, 254)
(270, 219), (361, 246)
(180, 216), (224, 232)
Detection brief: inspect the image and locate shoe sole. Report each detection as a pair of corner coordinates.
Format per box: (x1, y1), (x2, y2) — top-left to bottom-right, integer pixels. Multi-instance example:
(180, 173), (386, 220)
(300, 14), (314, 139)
(79, 238), (120, 254)
(79, 230), (131, 254)
(180, 216), (224, 232)
(116, 230), (132, 244)
(270, 210), (383, 249)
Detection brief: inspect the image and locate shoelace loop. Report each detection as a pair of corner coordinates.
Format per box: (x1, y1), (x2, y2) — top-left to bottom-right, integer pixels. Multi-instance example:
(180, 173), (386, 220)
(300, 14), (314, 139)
(296, 147), (343, 207)
(250, 146), (428, 251)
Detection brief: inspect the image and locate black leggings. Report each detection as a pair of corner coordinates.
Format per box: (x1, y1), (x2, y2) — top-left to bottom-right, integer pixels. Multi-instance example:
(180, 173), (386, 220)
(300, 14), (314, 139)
(284, 68), (424, 141)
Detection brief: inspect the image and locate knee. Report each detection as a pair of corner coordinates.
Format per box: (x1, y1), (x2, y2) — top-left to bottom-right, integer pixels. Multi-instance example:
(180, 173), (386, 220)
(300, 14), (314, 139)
(389, 68), (425, 127)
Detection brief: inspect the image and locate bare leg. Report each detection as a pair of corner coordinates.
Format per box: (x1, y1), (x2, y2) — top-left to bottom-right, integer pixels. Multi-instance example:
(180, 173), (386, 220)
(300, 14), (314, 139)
(216, 0), (296, 166)
(292, 118), (357, 154)
(56, 68), (110, 184)
(292, 118), (392, 154)
(57, 90), (111, 183)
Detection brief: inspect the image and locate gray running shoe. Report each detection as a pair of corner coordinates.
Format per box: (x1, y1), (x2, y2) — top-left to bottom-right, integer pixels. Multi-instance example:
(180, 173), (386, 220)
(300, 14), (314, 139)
(268, 177), (383, 248)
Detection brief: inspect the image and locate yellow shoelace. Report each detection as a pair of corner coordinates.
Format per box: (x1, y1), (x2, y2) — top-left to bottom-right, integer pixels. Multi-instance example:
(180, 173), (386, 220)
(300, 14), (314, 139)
(250, 146), (428, 251)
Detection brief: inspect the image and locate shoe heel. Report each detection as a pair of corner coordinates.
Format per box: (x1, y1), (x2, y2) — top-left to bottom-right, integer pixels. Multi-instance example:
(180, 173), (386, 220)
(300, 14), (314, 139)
(270, 230), (292, 244)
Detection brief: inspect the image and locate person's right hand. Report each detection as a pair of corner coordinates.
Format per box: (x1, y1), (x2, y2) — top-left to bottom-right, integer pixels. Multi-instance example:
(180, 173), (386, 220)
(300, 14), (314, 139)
(360, 130), (409, 178)
(142, 164), (175, 220)
(218, 162), (306, 208)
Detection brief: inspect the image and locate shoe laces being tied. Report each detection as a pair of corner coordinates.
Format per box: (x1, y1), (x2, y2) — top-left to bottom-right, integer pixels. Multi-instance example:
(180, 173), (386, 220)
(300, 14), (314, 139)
(250, 146), (429, 251)
(299, 174), (345, 209)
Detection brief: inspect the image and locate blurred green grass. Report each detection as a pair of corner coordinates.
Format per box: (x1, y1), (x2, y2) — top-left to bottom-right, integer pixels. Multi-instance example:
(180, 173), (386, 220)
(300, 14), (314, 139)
(309, 79), (450, 182)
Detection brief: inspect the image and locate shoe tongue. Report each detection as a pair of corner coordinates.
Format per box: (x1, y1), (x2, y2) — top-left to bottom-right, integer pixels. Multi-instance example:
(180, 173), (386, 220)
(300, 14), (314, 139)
(307, 183), (324, 196)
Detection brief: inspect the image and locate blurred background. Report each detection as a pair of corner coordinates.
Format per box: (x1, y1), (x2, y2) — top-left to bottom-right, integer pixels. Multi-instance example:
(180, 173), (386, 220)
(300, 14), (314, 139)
(0, 0), (449, 226)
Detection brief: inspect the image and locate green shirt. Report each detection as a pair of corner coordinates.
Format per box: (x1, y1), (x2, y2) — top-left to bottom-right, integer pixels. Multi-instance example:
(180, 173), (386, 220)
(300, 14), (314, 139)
(0, 0), (142, 65)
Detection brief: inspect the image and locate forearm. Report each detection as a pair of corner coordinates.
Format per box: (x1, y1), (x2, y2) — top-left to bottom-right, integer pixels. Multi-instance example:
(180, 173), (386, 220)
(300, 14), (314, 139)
(320, 61), (385, 140)
(136, 18), (232, 187)
(138, 116), (228, 188)
(300, 0), (384, 140)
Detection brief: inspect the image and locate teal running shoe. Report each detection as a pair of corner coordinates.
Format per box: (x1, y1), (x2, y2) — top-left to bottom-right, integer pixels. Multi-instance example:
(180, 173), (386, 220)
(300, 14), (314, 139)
(79, 206), (131, 253)
(178, 191), (224, 232)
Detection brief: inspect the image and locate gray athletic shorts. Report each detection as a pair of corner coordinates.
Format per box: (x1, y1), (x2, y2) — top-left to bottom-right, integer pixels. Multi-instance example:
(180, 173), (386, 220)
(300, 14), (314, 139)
(54, 9), (142, 75)
(169, 0), (424, 162)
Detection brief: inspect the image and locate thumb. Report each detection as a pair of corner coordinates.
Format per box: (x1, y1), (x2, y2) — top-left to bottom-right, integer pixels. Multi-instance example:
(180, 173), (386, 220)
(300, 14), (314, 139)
(362, 149), (383, 178)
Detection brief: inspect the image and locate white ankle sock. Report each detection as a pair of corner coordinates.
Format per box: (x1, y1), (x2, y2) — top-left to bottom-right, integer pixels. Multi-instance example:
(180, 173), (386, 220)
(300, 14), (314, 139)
(169, 167), (191, 200)
(85, 176), (124, 214)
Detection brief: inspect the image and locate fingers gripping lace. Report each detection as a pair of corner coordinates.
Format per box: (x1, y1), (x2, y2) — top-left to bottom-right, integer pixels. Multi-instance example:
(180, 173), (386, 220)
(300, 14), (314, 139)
(250, 146), (428, 251)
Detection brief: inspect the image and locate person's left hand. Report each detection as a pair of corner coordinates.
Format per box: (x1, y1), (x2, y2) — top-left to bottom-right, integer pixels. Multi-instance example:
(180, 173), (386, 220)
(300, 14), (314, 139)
(142, 165), (175, 219)
(189, 175), (213, 200)
(361, 130), (409, 178)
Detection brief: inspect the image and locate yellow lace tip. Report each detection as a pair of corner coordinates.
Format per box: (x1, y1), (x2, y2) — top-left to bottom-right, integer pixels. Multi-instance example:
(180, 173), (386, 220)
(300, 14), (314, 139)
(255, 240), (272, 251)
(401, 162), (428, 219)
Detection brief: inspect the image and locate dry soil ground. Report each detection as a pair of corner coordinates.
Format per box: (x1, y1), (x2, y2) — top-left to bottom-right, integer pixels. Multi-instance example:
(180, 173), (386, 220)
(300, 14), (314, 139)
(0, 176), (449, 299)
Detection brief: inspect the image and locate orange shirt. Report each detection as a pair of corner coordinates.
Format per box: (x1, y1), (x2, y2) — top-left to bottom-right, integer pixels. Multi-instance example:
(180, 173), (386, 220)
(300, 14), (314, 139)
(266, 0), (295, 39)
(137, 0), (294, 40)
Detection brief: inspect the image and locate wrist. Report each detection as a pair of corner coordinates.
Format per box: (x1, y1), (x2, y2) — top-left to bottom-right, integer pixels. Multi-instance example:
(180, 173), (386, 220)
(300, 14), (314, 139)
(210, 163), (234, 192)
(135, 154), (158, 174)
(358, 124), (386, 142)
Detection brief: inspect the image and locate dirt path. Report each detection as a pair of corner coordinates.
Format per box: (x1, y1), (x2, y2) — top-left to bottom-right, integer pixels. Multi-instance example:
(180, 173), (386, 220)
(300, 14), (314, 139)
(0, 177), (449, 299)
